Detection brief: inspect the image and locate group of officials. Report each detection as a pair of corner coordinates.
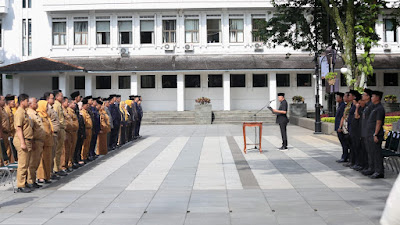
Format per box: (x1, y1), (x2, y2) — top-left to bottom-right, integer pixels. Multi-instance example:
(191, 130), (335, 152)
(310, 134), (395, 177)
(335, 88), (386, 179)
(0, 91), (144, 193)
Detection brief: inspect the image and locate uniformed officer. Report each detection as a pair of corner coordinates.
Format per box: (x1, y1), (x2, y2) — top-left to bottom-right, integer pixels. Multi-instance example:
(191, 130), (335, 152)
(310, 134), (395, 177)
(361, 89), (374, 175)
(115, 95), (122, 145)
(53, 90), (67, 176)
(0, 96), (4, 166)
(133, 96), (139, 139)
(97, 100), (111, 155)
(80, 99), (92, 163)
(352, 96), (366, 171)
(60, 97), (74, 172)
(126, 99), (133, 142)
(0, 96), (12, 165)
(44, 92), (60, 180)
(26, 97), (46, 189)
(119, 101), (128, 145)
(334, 92), (347, 163)
(104, 97), (113, 151)
(36, 100), (54, 184)
(88, 98), (100, 161)
(136, 96), (143, 138)
(109, 95), (120, 149)
(366, 90), (385, 179)
(67, 100), (79, 170)
(272, 93), (289, 150)
(71, 91), (85, 168)
(4, 95), (16, 162)
(13, 93), (34, 193)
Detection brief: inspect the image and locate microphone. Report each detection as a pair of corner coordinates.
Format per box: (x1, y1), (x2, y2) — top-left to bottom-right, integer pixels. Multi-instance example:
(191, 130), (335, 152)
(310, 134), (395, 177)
(269, 99), (275, 103)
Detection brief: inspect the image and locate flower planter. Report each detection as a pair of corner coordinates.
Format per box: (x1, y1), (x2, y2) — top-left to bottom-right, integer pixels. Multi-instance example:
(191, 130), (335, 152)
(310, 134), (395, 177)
(328, 78), (336, 85)
(383, 103), (400, 113)
(195, 104), (212, 124)
(289, 103), (307, 117)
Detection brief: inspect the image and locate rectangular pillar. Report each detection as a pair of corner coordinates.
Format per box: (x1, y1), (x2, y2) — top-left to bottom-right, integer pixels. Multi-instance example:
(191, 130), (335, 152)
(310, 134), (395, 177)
(131, 74), (138, 95)
(223, 72), (230, 111)
(12, 74), (21, 95)
(84, 74), (93, 97)
(269, 72), (277, 109)
(59, 72), (68, 96)
(177, 73), (185, 111)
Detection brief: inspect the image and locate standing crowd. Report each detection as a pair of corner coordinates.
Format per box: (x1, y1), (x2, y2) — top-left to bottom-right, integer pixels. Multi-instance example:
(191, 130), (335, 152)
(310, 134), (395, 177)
(0, 91), (144, 193)
(335, 88), (386, 179)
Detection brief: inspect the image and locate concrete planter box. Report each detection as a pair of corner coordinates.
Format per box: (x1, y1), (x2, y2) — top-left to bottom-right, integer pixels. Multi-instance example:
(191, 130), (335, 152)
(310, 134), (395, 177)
(290, 116), (335, 135)
(289, 103), (307, 117)
(195, 104), (212, 124)
(383, 103), (400, 113)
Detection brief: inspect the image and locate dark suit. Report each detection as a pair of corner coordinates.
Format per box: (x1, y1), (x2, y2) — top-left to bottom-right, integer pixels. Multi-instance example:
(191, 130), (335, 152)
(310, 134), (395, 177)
(109, 103), (120, 148)
(335, 101), (348, 160)
(276, 99), (289, 147)
(73, 106), (85, 164)
(89, 106), (100, 157)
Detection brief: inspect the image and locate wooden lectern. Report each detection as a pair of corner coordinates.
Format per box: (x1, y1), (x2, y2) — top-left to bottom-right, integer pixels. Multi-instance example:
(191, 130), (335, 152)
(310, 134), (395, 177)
(242, 122), (263, 154)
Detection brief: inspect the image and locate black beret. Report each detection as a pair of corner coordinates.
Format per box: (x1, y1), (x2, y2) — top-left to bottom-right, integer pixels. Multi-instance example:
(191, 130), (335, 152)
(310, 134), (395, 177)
(109, 94), (116, 98)
(349, 90), (359, 96)
(70, 91), (80, 99)
(335, 92), (344, 98)
(96, 99), (103, 105)
(82, 99), (88, 105)
(277, 93), (285, 97)
(5, 95), (15, 101)
(83, 95), (92, 100)
(363, 88), (373, 97)
(371, 90), (383, 99)
(116, 95), (121, 98)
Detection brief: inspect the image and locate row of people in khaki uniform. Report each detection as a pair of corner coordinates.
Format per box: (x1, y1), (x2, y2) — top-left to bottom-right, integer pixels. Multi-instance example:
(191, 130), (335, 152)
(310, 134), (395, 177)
(0, 91), (143, 193)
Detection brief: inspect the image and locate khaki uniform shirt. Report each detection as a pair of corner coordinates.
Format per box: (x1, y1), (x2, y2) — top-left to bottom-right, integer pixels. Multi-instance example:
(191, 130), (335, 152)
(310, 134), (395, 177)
(100, 110), (111, 133)
(63, 106), (74, 133)
(1, 107), (10, 136)
(14, 107), (33, 140)
(48, 105), (60, 136)
(26, 108), (46, 141)
(81, 108), (93, 130)
(68, 107), (79, 132)
(4, 105), (15, 136)
(53, 100), (65, 130)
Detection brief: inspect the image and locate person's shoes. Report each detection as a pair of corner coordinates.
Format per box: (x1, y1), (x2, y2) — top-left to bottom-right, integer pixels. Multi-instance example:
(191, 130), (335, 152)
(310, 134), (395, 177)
(66, 168), (73, 172)
(279, 146), (288, 151)
(336, 159), (347, 163)
(56, 170), (67, 176)
(369, 172), (384, 179)
(25, 183), (34, 190)
(355, 166), (364, 171)
(72, 164), (79, 169)
(138, 135), (142, 138)
(50, 174), (60, 180)
(343, 163), (353, 167)
(44, 180), (52, 184)
(32, 182), (42, 188)
(361, 169), (374, 176)
(17, 187), (31, 193)
(37, 179), (45, 184)
(83, 159), (88, 164)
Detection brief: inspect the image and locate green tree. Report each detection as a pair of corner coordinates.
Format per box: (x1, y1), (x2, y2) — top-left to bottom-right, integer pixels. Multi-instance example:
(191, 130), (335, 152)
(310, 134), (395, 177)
(254, 0), (387, 90)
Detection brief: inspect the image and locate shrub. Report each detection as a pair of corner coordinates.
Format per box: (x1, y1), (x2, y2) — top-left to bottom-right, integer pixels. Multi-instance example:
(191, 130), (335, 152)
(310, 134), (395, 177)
(384, 95), (397, 103)
(320, 116), (400, 125)
(321, 117), (335, 123)
(292, 96), (304, 103)
(195, 97), (211, 105)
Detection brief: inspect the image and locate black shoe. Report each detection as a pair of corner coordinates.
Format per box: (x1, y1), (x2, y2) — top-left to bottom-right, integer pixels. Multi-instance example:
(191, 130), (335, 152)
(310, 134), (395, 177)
(279, 146), (288, 151)
(25, 183), (34, 190)
(17, 187), (31, 193)
(67, 168), (73, 172)
(354, 166), (364, 171)
(362, 169), (374, 176)
(72, 163), (79, 169)
(37, 179), (45, 184)
(369, 172), (384, 179)
(32, 182), (42, 188)
(44, 180), (52, 184)
(50, 174), (60, 180)
(336, 159), (347, 163)
(56, 170), (67, 176)
(343, 163), (353, 167)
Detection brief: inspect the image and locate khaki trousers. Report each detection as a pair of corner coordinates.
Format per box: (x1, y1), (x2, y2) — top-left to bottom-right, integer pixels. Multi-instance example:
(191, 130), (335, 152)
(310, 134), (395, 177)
(51, 135), (58, 174)
(53, 129), (65, 172)
(37, 144), (53, 181)
(81, 129), (92, 161)
(61, 131), (76, 170)
(28, 140), (44, 184)
(14, 138), (33, 188)
(2, 134), (15, 163)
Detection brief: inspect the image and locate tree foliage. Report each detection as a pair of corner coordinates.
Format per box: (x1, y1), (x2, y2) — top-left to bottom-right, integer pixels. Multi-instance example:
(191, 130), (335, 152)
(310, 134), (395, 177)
(253, 0), (388, 90)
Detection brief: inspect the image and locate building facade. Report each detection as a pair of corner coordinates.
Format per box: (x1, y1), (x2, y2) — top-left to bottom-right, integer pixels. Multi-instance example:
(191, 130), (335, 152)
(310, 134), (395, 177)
(0, 0), (399, 111)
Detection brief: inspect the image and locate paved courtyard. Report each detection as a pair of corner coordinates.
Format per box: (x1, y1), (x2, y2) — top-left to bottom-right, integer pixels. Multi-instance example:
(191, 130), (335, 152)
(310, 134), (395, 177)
(0, 124), (397, 225)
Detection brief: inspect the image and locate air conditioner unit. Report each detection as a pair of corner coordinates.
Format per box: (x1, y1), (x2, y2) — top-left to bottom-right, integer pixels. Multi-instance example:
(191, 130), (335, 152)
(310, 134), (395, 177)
(120, 48), (129, 57)
(184, 44), (194, 52)
(383, 44), (391, 53)
(254, 43), (264, 52)
(164, 44), (175, 51)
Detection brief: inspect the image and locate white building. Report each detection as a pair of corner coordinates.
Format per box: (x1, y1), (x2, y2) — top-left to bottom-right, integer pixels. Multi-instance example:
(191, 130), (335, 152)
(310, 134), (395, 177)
(0, 0), (399, 111)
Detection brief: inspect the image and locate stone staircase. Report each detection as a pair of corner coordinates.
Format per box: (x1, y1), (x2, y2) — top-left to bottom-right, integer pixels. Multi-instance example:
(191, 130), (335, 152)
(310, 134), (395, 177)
(142, 110), (276, 125)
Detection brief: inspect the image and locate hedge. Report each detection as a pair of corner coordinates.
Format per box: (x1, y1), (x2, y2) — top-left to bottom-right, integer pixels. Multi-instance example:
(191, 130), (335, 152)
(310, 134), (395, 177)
(321, 116), (400, 124)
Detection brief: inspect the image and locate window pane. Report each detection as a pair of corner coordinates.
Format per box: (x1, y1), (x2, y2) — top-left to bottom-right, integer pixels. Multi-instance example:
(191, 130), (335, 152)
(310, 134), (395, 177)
(74, 76), (85, 89)
(141, 20), (154, 31)
(385, 19), (397, 42)
(384, 73), (398, 86)
(52, 77), (59, 90)
(141, 75), (155, 88)
(208, 74), (223, 87)
(340, 73), (347, 86)
(96, 21), (110, 32)
(253, 74), (268, 87)
(185, 75), (201, 88)
(141, 32), (153, 44)
(74, 21), (88, 45)
(277, 74), (290, 87)
(367, 73), (376, 86)
(162, 75), (177, 88)
(53, 22), (66, 46)
(230, 74), (246, 87)
(118, 21), (132, 32)
(119, 76), (131, 89)
(207, 19), (221, 43)
(297, 74), (311, 87)
(96, 76), (111, 89)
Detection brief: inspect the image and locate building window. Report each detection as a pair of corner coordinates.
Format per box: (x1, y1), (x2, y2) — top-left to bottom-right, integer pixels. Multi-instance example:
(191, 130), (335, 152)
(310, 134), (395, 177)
(74, 76), (85, 89)
(384, 73), (398, 86)
(118, 21), (132, 45)
(208, 74), (223, 87)
(162, 20), (176, 43)
(384, 19), (397, 42)
(141, 75), (155, 88)
(185, 20), (199, 43)
(52, 77), (59, 90)
(162, 75), (177, 88)
(229, 19), (244, 43)
(297, 74), (312, 87)
(367, 73), (376, 86)
(22, 19), (32, 56)
(74, 21), (88, 45)
(253, 74), (268, 87)
(252, 19), (264, 42)
(23, 0), (31, 8)
(96, 21), (110, 45)
(230, 74), (246, 87)
(140, 20), (154, 44)
(185, 75), (201, 88)
(52, 22), (66, 46)
(96, 76), (111, 89)
(207, 19), (221, 43)
(340, 73), (347, 86)
(119, 76), (131, 89)
(277, 74), (290, 87)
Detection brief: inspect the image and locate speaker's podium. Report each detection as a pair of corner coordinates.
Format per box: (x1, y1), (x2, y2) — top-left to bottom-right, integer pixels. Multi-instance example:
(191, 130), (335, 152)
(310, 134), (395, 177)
(242, 122), (263, 154)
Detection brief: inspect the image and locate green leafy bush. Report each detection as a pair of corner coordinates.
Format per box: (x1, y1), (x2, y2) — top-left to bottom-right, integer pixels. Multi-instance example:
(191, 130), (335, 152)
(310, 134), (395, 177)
(321, 116), (400, 124)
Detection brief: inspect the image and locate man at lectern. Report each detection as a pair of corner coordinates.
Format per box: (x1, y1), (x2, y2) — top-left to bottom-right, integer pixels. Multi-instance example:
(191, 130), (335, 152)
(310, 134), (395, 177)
(272, 93), (289, 150)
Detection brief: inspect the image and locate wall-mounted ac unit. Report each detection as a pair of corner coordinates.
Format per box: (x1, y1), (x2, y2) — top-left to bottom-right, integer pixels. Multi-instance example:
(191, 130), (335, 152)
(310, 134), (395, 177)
(383, 44), (391, 53)
(120, 48), (129, 57)
(254, 43), (263, 52)
(184, 44), (194, 52)
(164, 44), (175, 52)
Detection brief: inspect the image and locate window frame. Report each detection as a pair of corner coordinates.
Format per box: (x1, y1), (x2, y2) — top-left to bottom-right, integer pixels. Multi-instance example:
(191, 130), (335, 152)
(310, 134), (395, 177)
(208, 74), (223, 88)
(118, 20), (133, 45)
(252, 18), (265, 42)
(95, 76), (111, 89)
(52, 77), (59, 90)
(74, 76), (85, 90)
(96, 20), (111, 46)
(252, 74), (268, 87)
(230, 74), (246, 87)
(52, 21), (67, 46)
(162, 75), (177, 88)
(118, 76), (131, 89)
(185, 19), (200, 43)
(296, 74), (312, 87)
(384, 18), (398, 43)
(140, 20), (155, 44)
(74, 20), (89, 46)
(207, 18), (222, 44)
(384, 73), (399, 86)
(162, 20), (177, 44)
(229, 19), (244, 43)
(185, 75), (201, 88)
(276, 74), (290, 87)
(141, 75), (156, 89)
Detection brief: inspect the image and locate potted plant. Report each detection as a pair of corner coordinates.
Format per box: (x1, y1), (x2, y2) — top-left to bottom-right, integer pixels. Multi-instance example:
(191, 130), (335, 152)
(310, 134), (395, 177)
(383, 95), (400, 113)
(194, 97), (212, 124)
(290, 96), (307, 117)
(384, 95), (397, 103)
(325, 72), (337, 86)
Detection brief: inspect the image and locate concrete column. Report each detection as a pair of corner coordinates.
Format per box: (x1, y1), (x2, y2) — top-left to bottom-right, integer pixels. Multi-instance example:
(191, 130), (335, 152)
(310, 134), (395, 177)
(59, 72), (68, 96)
(131, 74), (138, 95)
(177, 73), (185, 111)
(222, 10), (229, 48)
(12, 74), (21, 95)
(269, 72), (277, 109)
(223, 72), (230, 111)
(84, 74), (93, 97)
(2, 74), (13, 95)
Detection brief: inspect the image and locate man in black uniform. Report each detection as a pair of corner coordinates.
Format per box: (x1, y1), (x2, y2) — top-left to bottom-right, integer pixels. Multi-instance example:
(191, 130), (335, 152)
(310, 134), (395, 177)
(335, 92), (347, 163)
(366, 90), (385, 179)
(361, 89), (374, 175)
(71, 91), (85, 168)
(272, 93), (289, 150)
